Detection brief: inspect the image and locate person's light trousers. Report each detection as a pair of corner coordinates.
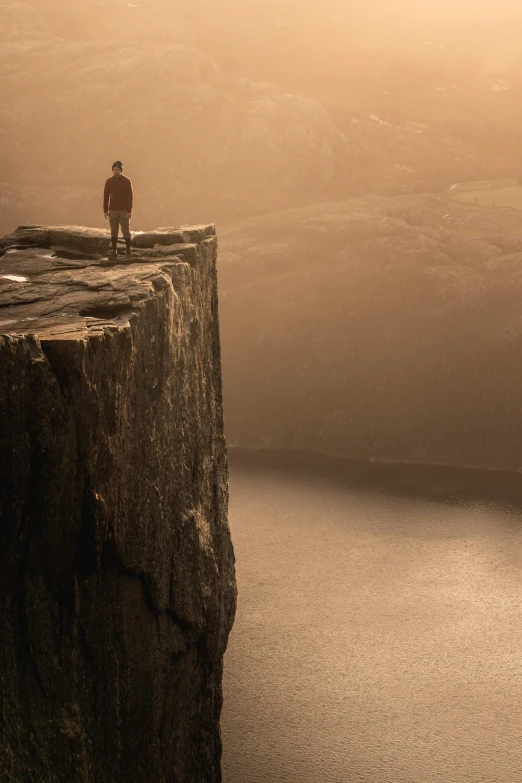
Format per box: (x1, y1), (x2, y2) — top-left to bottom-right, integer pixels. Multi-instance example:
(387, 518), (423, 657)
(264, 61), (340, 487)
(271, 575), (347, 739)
(108, 210), (131, 239)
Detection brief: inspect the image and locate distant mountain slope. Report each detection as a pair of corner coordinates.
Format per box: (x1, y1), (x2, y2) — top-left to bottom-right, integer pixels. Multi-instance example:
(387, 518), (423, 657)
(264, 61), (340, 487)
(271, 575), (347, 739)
(2, 0), (521, 234)
(218, 194), (522, 471)
(0, 1), (353, 234)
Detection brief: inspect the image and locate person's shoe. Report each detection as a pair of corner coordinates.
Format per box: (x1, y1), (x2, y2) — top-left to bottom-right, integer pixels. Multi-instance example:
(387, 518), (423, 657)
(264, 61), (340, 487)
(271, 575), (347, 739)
(126, 247), (132, 257)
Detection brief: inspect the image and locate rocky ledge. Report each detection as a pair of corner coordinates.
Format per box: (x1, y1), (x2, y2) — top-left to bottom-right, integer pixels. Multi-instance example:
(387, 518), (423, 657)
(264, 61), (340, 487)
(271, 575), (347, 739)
(0, 225), (237, 783)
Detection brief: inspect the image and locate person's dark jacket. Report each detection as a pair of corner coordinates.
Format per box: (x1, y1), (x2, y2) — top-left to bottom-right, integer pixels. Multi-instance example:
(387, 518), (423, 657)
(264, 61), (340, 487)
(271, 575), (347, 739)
(103, 175), (133, 213)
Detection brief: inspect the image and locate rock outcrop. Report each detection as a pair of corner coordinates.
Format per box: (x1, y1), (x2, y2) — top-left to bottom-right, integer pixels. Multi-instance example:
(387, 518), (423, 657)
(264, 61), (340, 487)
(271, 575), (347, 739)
(0, 225), (236, 782)
(218, 194), (522, 473)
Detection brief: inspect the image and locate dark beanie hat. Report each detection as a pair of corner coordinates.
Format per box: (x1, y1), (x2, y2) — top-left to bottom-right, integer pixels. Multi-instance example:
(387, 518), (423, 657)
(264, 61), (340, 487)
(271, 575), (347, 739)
(112, 160), (123, 170)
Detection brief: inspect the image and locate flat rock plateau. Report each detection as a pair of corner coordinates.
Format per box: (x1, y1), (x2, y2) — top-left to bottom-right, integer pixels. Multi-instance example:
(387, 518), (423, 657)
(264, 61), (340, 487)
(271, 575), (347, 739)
(0, 225), (237, 783)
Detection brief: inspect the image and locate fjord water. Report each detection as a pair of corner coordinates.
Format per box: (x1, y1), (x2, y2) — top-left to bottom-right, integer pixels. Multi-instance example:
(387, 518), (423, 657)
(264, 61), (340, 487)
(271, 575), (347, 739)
(221, 450), (522, 783)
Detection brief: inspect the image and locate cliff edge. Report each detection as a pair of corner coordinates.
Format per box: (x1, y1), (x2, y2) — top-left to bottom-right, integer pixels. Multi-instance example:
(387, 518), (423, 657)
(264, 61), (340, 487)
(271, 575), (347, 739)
(0, 225), (237, 782)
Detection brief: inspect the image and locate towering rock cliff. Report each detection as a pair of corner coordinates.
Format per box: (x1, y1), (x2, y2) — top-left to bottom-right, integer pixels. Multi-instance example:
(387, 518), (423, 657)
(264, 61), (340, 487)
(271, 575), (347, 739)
(0, 225), (236, 782)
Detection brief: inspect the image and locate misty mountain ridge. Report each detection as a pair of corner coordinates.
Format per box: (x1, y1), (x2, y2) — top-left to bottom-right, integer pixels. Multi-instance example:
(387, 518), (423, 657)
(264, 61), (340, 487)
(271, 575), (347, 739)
(218, 193), (522, 471)
(2, 0), (522, 234)
(3, 0), (522, 473)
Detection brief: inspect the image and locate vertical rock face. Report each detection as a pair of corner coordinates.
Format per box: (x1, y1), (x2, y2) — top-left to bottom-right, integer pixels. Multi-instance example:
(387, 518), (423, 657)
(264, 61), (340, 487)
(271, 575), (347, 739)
(0, 225), (237, 783)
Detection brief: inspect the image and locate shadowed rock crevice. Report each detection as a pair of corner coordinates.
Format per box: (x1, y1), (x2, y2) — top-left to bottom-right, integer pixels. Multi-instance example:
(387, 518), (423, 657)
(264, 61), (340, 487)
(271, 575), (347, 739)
(0, 224), (236, 783)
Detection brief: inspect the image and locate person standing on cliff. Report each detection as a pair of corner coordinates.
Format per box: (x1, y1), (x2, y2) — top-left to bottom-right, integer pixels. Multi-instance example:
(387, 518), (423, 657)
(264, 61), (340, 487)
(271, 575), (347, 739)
(103, 161), (133, 258)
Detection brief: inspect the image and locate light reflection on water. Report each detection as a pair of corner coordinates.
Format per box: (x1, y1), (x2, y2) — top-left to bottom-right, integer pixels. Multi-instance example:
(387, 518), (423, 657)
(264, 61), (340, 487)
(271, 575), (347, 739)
(222, 452), (522, 783)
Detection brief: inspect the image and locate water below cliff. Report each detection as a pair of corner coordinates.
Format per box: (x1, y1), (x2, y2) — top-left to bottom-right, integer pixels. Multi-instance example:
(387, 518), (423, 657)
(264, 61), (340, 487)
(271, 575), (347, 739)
(221, 450), (522, 783)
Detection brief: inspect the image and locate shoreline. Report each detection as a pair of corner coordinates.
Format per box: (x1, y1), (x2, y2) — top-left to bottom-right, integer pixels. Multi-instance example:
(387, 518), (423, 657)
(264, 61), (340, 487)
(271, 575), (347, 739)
(227, 445), (522, 507)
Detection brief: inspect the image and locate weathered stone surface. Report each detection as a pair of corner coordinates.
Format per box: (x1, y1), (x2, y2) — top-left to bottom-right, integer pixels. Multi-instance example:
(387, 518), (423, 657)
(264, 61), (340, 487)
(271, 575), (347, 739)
(0, 225), (237, 782)
(218, 194), (522, 472)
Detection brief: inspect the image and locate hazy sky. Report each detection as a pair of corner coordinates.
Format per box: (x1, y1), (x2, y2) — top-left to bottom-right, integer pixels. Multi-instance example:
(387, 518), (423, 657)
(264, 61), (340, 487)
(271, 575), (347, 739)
(293, 0), (522, 21)
(183, 0), (522, 42)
